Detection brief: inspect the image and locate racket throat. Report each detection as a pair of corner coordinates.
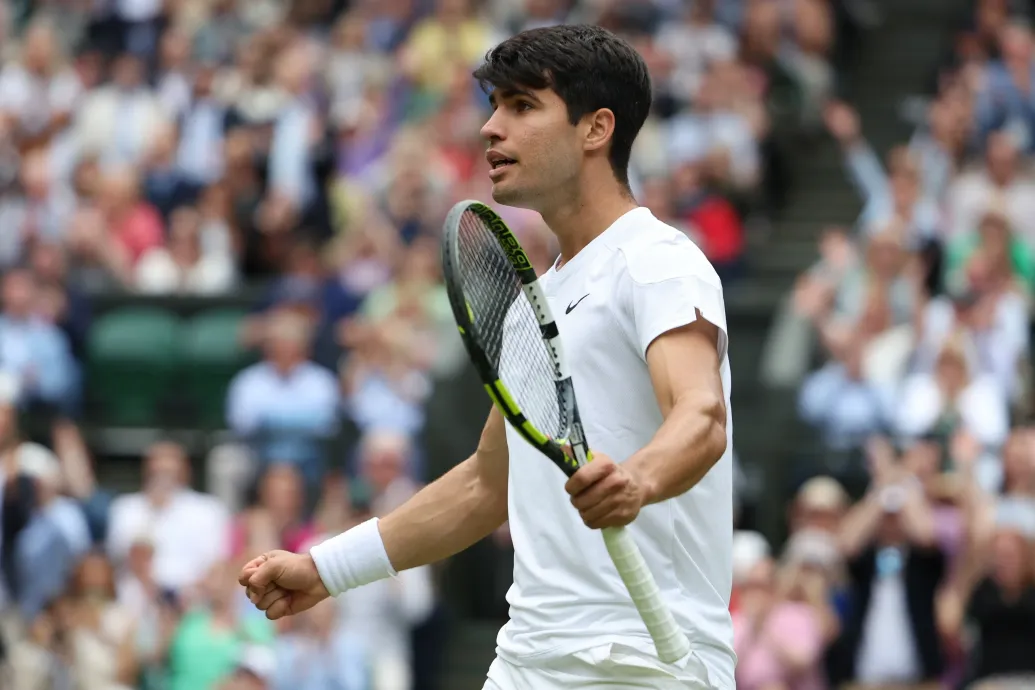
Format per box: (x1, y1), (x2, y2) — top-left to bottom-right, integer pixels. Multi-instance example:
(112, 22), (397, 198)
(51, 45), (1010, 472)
(568, 421), (592, 465)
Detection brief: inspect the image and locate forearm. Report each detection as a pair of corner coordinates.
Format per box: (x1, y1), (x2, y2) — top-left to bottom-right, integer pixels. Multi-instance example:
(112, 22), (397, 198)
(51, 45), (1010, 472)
(838, 492), (885, 558)
(624, 391), (727, 506)
(898, 483), (936, 547)
(378, 455), (508, 572)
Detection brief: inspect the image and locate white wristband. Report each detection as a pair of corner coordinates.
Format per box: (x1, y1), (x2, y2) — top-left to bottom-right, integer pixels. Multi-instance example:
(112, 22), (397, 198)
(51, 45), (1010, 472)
(309, 517), (397, 597)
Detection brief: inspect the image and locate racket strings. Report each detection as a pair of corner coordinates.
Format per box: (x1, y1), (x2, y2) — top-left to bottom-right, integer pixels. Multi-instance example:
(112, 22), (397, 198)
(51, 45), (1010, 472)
(456, 211), (565, 437)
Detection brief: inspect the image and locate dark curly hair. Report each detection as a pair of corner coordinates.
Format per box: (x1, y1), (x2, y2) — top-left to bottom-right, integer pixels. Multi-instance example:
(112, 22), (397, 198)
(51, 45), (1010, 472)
(473, 24), (652, 190)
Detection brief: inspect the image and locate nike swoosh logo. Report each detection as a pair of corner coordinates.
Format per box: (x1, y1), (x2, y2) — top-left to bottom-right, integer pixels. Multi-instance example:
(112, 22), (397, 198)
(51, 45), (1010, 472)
(565, 294), (590, 314)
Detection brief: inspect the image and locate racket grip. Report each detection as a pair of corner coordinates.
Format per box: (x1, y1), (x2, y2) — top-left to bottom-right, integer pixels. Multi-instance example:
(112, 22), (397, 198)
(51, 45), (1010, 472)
(601, 525), (691, 664)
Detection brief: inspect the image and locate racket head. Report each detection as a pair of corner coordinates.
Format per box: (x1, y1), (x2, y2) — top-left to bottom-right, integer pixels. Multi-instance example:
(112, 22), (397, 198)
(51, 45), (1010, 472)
(441, 200), (581, 476)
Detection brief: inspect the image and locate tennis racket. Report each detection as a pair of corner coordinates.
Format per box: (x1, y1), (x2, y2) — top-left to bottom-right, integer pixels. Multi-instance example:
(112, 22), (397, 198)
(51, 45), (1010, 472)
(440, 199), (691, 664)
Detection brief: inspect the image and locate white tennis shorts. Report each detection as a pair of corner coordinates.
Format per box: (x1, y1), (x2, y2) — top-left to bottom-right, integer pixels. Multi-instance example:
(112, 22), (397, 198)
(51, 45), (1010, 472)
(482, 643), (718, 689)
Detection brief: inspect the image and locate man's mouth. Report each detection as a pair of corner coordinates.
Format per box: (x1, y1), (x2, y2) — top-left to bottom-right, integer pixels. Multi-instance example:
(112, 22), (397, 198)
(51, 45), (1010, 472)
(487, 150), (518, 170)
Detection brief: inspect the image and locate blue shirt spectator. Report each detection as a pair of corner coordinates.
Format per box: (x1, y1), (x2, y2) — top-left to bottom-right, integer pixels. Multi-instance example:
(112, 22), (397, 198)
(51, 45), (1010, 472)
(0, 268), (79, 415)
(226, 310), (340, 485)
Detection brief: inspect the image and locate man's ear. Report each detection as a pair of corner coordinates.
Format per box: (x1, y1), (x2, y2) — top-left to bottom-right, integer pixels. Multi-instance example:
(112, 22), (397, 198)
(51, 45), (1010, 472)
(583, 108), (616, 154)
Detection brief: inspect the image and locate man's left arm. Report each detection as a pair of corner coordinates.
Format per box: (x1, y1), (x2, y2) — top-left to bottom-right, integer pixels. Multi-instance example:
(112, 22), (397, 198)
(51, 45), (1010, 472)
(565, 245), (729, 529)
(624, 314), (727, 505)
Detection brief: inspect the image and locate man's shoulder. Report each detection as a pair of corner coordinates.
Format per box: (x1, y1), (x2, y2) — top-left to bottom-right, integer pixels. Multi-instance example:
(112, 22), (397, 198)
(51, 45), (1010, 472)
(610, 215), (722, 291)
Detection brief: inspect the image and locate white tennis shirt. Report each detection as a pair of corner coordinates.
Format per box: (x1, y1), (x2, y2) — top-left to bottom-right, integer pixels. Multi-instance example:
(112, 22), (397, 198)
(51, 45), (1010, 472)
(495, 207), (736, 687)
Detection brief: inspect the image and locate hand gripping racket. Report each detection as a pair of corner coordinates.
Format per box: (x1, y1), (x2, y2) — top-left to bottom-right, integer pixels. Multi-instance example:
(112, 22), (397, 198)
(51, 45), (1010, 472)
(440, 199), (691, 664)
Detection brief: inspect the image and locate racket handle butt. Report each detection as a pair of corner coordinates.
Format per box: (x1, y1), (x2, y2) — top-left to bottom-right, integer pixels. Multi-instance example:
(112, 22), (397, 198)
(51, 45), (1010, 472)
(601, 525), (692, 664)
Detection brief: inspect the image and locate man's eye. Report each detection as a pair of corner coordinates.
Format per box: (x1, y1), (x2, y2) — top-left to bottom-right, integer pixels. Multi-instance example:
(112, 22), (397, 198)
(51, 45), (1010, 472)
(516, 101), (533, 112)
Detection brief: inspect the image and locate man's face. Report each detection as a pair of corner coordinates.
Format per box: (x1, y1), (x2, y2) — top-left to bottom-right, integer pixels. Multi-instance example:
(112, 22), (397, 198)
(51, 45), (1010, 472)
(112, 55), (144, 90)
(480, 86), (584, 210)
(2, 270), (36, 318)
(144, 444), (187, 495)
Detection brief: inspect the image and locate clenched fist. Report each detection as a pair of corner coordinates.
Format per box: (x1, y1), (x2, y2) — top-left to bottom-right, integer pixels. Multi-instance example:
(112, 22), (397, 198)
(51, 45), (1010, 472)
(238, 550), (331, 620)
(564, 453), (648, 529)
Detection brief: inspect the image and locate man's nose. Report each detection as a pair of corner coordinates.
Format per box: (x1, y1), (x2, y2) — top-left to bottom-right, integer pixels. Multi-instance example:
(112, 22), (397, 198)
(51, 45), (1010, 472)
(480, 109), (506, 143)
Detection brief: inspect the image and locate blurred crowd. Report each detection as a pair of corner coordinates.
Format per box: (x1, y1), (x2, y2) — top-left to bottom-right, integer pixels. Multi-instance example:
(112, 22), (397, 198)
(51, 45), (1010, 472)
(0, 0), (849, 688)
(765, 0), (1035, 688)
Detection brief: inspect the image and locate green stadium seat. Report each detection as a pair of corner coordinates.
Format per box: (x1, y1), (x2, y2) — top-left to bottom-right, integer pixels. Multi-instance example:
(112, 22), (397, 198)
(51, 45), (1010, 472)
(180, 308), (255, 428)
(86, 307), (184, 427)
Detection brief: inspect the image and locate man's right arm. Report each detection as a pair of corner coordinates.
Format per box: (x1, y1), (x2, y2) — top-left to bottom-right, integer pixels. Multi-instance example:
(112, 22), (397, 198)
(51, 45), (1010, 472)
(245, 408), (509, 612)
(374, 405), (510, 572)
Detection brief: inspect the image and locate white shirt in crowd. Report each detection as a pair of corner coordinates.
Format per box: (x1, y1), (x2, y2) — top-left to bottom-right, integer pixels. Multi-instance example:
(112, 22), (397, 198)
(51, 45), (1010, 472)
(913, 294), (1029, 402)
(895, 373), (1009, 446)
(134, 247), (235, 295)
(106, 488), (231, 592)
(0, 63), (81, 135)
(495, 208), (736, 687)
(336, 563), (435, 690)
(946, 168), (1035, 244)
(854, 552), (923, 685)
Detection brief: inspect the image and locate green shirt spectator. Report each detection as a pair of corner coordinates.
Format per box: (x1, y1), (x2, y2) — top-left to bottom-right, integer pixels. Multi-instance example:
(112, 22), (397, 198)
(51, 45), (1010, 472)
(944, 210), (1035, 295)
(166, 606), (275, 690)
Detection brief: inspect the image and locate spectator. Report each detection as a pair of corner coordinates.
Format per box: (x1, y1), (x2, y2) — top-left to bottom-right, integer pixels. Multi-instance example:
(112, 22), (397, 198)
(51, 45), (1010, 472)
(945, 208), (1035, 298)
(0, 146), (77, 269)
(176, 63), (231, 189)
(798, 335), (895, 453)
(827, 440), (946, 689)
(945, 131), (1035, 243)
(73, 53), (165, 170)
(325, 12), (394, 130)
(907, 96), (969, 203)
(166, 561), (275, 690)
(266, 40), (323, 228)
(191, 0), (250, 66)
(224, 308), (340, 498)
(106, 441), (231, 595)
(654, 0), (738, 107)
(114, 535), (179, 690)
(6, 598), (74, 690)
(912, 279), (1029, 405)
(733, 555), (829, 690)
(134, 205), (236, 295)
(328, 434), (433, 690)
(2, 441), (82, 624)
(219, 645), (276, 690)
(272, 598), (370, 690)
(399, 0), (498, 98)
(63, 205), (129, 291)
(823, 101), (941, 246)
(972, 20), (1035, 152)
(0, 17), (81, 157)
(61, 551), (137, 690)
(28, 240), (92, 361)
(341, 316), (431, 440)
(13, 442), (90, 560)
(95, 165), (164, 270)
(231, 464), (317, 562)
(938, 441), (1035, 689)
(0, 267), (79, 416)
(896, 335), (1009, 447)
(140, 120), (202, 223)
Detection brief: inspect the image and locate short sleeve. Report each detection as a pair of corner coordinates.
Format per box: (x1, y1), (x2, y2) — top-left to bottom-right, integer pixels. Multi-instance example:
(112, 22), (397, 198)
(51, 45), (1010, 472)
(616, 238), (728, 361)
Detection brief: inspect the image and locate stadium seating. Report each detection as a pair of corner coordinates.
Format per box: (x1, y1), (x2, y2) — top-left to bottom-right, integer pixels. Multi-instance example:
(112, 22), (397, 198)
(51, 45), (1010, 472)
(179, 308), (255, 428)
(85, 306), (184, 427)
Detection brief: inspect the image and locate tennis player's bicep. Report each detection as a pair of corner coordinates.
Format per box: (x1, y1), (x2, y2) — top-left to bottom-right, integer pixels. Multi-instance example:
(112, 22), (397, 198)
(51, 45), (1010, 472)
(644, 313), (726, 425)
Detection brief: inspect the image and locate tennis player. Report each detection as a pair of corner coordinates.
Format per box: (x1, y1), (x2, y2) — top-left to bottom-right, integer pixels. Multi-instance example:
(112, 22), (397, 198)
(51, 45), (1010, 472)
(240, 24), (735, 689)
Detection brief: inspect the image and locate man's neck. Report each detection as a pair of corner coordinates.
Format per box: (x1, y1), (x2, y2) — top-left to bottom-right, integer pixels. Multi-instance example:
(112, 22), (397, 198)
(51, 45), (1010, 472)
(541, 182), (639, 269)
